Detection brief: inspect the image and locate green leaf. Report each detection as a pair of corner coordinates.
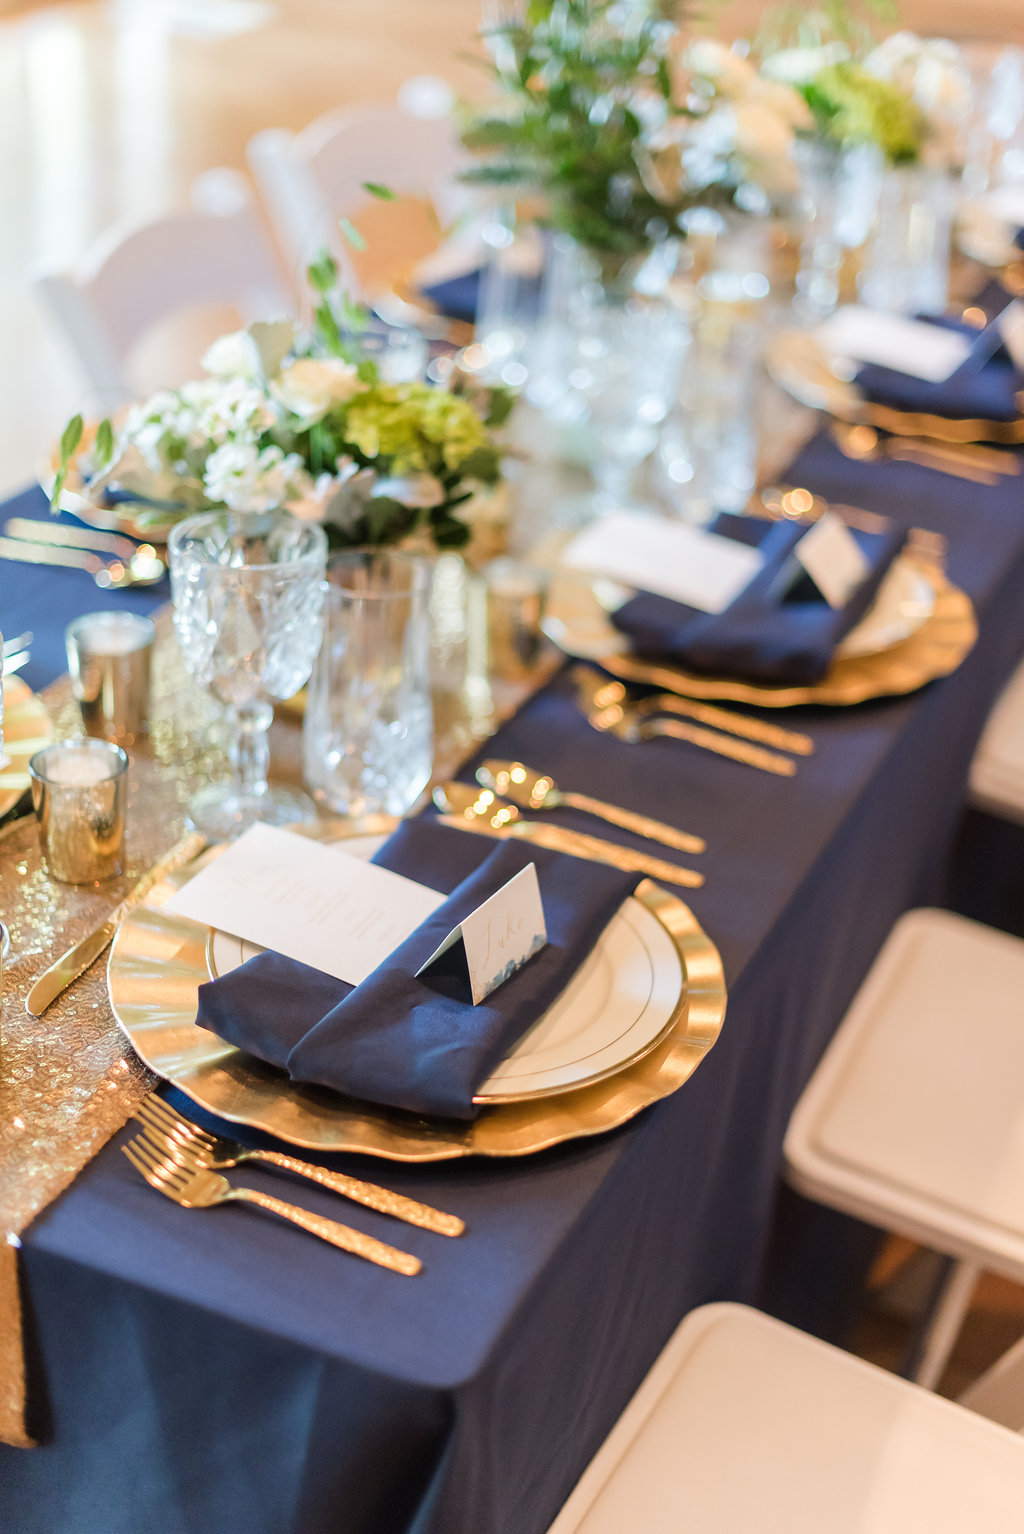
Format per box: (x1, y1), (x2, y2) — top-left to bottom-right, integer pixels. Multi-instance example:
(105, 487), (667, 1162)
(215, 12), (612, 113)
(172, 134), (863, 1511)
(362, 181), (397, 201)
(307, 251), (339, 293)
(338, 217), (367, 251)
(60, 413), (84, 465)
(94, 417), (114, 467)
(432, 516), (472, 550)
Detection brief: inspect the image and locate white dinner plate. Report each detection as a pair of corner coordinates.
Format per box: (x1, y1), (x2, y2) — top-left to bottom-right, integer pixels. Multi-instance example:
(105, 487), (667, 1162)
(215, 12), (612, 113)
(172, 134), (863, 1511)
(543, 554), (935, 666)
(207, 833), (686, 1104)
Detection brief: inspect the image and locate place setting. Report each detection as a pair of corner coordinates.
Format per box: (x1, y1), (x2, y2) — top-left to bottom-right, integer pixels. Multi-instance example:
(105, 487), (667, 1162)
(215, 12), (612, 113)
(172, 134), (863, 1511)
(541, 498), (977, 717)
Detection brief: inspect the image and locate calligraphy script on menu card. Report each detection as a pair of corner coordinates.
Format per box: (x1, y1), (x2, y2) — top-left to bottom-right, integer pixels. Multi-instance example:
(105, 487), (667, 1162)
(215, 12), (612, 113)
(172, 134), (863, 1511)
(165, 824), (547, 1003)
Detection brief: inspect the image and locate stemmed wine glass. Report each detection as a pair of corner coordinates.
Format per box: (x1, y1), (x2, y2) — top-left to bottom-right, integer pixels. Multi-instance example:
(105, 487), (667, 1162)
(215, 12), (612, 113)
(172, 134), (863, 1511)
(169, 511), (327, 839)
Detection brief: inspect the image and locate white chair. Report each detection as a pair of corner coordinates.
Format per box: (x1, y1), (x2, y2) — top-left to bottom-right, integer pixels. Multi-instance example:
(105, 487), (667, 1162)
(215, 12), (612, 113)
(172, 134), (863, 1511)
(784, 907), (1024, 1390)
(969, 657), (1024, 824)
(246, 81), (474, 293)
(546, 1303), (1024, 1533)
(33, 168), (290, 400)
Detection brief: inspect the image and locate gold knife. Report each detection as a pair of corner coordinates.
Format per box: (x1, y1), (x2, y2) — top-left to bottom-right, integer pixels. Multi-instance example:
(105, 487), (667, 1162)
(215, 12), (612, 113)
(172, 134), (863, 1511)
(435, 813), (704, 889)
(25, 831), (207, 1016)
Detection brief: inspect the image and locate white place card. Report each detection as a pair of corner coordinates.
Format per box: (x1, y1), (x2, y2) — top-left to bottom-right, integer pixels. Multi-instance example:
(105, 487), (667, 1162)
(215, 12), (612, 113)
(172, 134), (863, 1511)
(794, 512), (870, 609)
(561, 511), (763, 616)
(997, 300), (1024, 371)
(817, 307), (972, 382)
(416, 862), (547, 1005)
(164, 824), (445, 987)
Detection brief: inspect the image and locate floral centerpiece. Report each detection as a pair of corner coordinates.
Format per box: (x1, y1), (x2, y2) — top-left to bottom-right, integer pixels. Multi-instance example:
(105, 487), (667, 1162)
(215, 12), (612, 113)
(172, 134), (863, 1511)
(51, 255), (512, 552)
(460, 0), (811, 282)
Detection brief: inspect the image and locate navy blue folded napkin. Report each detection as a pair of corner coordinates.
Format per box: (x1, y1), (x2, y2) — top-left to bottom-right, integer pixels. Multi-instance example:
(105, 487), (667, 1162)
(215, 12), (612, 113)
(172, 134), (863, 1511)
(420, 271), (482, 325)
(610, 512), (905, 687)
(195, 818), (639, 1120)
(856, 316), (1023, 423)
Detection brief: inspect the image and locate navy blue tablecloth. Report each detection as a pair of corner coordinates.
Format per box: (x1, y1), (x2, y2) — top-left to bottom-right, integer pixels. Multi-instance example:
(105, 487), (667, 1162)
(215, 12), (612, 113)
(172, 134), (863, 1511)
(0, 485), (167, 692)
(4, 437), (1024, 1534)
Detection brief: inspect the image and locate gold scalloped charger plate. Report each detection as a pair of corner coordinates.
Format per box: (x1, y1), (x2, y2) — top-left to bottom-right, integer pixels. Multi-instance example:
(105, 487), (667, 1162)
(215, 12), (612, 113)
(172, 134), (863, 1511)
(767, 329), (1024, 446)
(0, 677), (53, 815)
(107, 816), (727, 1160)
(546, 558), (975, 709)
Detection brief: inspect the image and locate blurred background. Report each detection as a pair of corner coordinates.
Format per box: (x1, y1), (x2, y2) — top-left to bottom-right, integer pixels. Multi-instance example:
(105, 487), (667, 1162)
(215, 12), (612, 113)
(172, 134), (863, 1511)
(1, 0), (1021, 496)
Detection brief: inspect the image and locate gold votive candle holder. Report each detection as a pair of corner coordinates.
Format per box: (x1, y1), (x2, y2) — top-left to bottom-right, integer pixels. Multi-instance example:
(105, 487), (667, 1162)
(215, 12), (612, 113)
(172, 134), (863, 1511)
(29, 739), (129, 884)
(65, 610), (155, 746)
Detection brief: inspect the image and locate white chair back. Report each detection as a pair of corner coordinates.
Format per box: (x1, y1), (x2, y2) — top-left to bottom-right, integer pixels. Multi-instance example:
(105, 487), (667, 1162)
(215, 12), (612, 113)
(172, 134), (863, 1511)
(247, 84), (472, 292)
(33, 168), (289, 400)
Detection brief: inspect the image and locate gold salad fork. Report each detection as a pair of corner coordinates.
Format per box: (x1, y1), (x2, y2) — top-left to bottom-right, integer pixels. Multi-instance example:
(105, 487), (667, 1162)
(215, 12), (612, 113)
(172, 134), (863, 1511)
(122, 1135), (422, 1275)
(134, 1096), (464, 1237)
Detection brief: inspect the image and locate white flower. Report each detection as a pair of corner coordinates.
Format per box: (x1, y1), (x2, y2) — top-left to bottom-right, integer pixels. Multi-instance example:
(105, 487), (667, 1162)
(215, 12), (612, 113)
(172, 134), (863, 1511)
(761, 42), (849, 86)
(285, 459), (377, 534)
(271, 357), (365, 420)
(684, 39), (756, 98)
(201, 329), (262, 383)
(203, 441), (306, 512)
(201, 320), (295, 384)
(191, 377), (277, 445)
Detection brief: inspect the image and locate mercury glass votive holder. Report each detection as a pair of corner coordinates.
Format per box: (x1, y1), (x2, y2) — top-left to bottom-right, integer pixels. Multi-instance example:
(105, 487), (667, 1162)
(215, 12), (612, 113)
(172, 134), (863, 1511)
(29, 739), (129, 884)
(65, 610), (155, 746)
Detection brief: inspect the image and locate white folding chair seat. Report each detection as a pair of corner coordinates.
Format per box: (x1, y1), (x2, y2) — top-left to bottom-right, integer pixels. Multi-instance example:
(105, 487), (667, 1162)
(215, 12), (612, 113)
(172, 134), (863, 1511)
(969, 656), (1024, 824)
(33, 168), (290, 399)
(546, 1303), (1024, 1533)
(784, 907), (1024, 1387)
(246, 83), (475, 291)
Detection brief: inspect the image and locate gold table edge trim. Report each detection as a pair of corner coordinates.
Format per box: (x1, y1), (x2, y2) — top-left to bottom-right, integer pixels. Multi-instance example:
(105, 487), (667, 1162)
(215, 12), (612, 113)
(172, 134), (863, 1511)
(108, 819), (727, 1162)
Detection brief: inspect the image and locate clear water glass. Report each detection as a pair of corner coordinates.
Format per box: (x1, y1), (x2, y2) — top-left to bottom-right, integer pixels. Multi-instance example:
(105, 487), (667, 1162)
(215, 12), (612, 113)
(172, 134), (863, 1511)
(570, 301), (689, 512)
(302, 551), (433, 817)
(169, 511), (327, 839)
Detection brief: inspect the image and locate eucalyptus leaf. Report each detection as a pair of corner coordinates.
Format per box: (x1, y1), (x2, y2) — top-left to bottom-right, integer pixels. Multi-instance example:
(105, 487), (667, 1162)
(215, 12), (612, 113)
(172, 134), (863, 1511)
(338, 217), (367, 251)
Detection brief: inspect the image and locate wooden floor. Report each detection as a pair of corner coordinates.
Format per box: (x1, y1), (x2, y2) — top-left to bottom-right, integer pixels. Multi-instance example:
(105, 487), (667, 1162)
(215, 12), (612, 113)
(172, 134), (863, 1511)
(0, 0), (1022, 1403)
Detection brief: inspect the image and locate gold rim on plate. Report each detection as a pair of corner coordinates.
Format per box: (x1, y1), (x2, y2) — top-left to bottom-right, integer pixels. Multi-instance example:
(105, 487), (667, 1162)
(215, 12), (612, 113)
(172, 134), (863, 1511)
(0, 677), (53, 815)
(547, 558), (975, 709)
(767, 329), (1024, 446)
(107, 817), (727, 1160)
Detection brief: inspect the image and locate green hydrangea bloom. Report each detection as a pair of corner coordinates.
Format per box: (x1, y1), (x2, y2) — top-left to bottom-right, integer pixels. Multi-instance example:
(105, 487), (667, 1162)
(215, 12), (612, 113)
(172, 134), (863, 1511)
(342, 383), (487, 474)
(805, 63), (927, 164)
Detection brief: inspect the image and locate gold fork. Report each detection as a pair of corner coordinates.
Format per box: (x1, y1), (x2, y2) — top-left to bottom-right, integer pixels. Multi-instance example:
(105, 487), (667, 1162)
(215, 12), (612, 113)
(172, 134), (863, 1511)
(122, 1135), (422, 1275)
(135, 1096), (464, 1237)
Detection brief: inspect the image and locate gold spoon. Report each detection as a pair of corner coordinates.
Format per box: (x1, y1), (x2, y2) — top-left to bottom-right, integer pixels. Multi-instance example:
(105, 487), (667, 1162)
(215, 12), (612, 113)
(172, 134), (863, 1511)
(476, 759), (705, 854)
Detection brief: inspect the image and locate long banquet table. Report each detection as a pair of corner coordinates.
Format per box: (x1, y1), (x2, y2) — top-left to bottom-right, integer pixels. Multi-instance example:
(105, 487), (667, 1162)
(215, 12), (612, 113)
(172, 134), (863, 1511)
(3, 431), (1024, 1534)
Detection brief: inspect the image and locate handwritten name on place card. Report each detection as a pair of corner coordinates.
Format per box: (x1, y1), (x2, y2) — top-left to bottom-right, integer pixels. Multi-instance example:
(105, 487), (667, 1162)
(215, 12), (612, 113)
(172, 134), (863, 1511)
(165, 824), (445, 986)
(417, 862), (547, 1005)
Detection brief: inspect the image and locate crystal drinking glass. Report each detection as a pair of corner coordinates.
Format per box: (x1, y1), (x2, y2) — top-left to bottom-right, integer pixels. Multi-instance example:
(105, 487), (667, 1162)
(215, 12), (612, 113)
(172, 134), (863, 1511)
(169, 511), (327, 839)
(302, 551), (433, 817)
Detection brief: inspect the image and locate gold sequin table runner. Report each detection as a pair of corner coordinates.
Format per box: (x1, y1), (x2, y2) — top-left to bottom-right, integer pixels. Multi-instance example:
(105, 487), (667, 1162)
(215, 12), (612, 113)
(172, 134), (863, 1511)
(0, 620), (228, 1446)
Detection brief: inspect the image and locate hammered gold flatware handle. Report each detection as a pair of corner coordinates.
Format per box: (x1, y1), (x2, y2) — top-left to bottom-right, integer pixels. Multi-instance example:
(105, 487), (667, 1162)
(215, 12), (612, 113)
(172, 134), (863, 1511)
(650, 717), (797, 777)
(436, 814), (704, 889)
(229, 1186), (422, 1274)
(558, 790), (706, 855)
(493, 817), (703, 889)
(642, 695), (814, 756)
(254, 1151), (464, 1236)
